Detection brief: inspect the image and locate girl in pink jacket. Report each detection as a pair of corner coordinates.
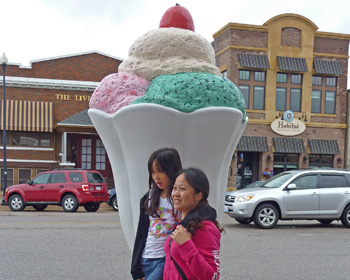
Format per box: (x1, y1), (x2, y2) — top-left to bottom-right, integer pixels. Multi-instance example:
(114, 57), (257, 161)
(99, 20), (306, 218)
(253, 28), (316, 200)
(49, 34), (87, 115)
(164, 168), (223, 280)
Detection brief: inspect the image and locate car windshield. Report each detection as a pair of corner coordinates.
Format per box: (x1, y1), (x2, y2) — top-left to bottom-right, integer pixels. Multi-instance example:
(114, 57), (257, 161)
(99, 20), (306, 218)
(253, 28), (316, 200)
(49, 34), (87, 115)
(260, 172), (295, 188)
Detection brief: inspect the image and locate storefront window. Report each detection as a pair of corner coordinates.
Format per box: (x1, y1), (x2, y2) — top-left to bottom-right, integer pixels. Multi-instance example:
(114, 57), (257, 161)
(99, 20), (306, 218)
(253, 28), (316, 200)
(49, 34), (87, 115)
(1, 168), (14, 189)
(10, 132), (50, 147)
(19, 169), (32, 184)
(36, 169), (49, 175)
(273, 153), (299, 175)
(309, 155), (333, 168)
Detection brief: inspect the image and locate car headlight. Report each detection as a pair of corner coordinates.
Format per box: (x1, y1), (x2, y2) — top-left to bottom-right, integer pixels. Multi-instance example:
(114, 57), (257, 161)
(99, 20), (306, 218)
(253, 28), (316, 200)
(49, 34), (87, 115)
(237, 195), (255, 202)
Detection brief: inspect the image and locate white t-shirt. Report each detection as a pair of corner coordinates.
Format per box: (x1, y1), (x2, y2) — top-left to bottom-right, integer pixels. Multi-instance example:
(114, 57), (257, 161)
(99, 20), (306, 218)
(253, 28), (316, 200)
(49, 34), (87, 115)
(142, 196), (180, 258)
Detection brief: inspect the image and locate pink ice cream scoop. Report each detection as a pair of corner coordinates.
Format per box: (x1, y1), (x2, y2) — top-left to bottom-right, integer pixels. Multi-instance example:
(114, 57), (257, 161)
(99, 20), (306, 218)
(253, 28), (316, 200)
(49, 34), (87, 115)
(89, 72), (150, 114)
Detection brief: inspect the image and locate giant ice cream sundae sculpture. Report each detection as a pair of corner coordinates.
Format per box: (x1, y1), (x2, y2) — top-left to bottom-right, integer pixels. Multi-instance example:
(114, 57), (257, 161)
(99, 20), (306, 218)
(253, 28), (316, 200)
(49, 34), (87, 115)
(89, 4), (247, 250)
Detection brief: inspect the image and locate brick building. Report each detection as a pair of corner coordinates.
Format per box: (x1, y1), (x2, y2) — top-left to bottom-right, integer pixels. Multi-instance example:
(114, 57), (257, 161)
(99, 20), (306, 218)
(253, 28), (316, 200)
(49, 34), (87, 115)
(212, 14), (350, 188)
(0, 51), (122, 188)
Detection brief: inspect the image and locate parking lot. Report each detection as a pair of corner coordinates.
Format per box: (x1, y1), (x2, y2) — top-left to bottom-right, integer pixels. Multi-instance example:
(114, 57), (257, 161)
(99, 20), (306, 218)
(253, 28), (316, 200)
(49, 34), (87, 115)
(1, 204), (350, 280)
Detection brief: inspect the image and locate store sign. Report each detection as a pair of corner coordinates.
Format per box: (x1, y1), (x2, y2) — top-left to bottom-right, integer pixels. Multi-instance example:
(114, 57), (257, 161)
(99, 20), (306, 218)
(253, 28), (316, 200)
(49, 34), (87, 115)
(271, 111), (306, 136)
(55, 94), (91, 102)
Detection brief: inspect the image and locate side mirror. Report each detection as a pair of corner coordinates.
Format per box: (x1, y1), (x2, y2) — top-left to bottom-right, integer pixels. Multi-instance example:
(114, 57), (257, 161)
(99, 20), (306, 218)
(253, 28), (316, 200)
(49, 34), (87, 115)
(286, 183), (296, 190)
(27, 179), (33, 185)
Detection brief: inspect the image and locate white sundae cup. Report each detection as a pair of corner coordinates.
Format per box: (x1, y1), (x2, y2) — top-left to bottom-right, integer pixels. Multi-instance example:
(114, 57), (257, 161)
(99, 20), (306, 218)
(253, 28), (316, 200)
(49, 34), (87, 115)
(89, 104), (247, 250)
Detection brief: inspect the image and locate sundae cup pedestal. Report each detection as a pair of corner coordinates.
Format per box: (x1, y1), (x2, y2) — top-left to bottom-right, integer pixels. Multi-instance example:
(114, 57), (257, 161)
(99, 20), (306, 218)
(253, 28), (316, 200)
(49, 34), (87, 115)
(89, 104), (247, 250)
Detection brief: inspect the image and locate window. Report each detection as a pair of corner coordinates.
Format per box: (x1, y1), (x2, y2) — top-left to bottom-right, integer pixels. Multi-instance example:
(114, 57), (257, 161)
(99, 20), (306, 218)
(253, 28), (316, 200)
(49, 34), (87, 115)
(96, 140), (106, 171)
(5, 132), (50, 147)
(238, 70), (266, 110)
(276, 73), (302, 112)
(277, 73), (287, 83)
(253, 86), (265, 110)
(292, 175), (318, 190)
(239, 70), (250, 80)
(50, 173), (67, 183)
(81, 139), (92, 169)
(291, 74), (302, 84)
(308, 155), (333, 168)
(238, 85), (249, 108)
(40, 133), (50, 147)
(311, 75), (337, 114)
(36, 169), (49, 175)
(273, 154), (299, 175)
(69, 172), (83, 183)
(19, 169), (32, 184)
(32, 173), (50, 184)
(312, 76), (322, 86)
(221, 71), (227, 79)
(320, 175), (347, 188)
(290, 89), (301, 112)
(87, 172), (105, 183)
(326, 77), (336, 87)
(1, 168), (14, 188)
(254, 71), (265, 82)
(276, 88), (287, 111)
(311, 90), (321, 113)
(325, 91), (336, 114)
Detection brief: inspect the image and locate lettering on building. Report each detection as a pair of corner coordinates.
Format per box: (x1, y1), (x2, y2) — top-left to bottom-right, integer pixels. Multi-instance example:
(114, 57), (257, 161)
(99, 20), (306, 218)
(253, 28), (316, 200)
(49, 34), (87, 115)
(55, 94), (90, 102)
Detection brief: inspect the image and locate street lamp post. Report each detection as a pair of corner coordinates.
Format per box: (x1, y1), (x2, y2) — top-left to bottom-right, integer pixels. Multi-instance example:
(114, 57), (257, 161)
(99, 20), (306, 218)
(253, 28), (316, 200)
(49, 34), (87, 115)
(1, 53), (8, 199)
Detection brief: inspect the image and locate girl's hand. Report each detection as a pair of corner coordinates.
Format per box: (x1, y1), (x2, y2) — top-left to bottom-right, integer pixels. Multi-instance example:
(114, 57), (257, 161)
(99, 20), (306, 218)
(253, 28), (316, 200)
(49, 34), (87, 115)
(171, 225), (191, 245)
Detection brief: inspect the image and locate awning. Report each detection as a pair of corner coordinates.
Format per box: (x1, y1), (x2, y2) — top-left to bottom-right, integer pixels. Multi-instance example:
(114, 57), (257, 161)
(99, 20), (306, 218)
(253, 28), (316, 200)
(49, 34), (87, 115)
(314, 60), (343, 75)
(308, 139), (339, 155)
(273, 137), (304, 153)
(237, 136), (269, 152)
(0, 100), (53, 132)
(277, 56), (308, 72)
(239, 53), (270, 69)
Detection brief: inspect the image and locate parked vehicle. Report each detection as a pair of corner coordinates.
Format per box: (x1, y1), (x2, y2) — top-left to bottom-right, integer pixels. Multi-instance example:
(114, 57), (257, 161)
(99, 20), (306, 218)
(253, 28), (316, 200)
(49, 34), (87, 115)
(241, 180), (264, 190)
(106, 188), (118, 211)
(3, 169), (109, 212)
(224, 169), (350, 229)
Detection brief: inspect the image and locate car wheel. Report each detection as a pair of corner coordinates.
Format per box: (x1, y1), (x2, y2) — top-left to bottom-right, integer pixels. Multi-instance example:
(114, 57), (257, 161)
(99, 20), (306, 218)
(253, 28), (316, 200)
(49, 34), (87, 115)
(9, 194), (26, 211)
(111, 196), (118, 211)
(253, 203), (279, 229)
(62, 195), (79, 212)
(317, 219), (333, 225)
(234, 218), (252, 224)
(341, 205), (350, 228)
(33, 205), (48, 211)
(84, 203), (100, 212)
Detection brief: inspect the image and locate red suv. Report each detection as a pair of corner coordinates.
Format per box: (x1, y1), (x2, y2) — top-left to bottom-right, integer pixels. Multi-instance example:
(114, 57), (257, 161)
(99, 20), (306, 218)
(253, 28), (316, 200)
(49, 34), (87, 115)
(4, 170), (109, 212)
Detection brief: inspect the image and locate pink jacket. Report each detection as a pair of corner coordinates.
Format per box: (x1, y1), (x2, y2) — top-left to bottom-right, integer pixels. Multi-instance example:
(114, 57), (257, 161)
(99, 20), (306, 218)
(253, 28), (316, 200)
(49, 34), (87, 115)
(163, 221), (221, 280)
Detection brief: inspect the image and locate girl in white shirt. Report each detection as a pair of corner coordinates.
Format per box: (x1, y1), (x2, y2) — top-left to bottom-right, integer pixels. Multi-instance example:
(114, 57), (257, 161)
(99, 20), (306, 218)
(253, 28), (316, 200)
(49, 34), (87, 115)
(131, 147), (182, 280)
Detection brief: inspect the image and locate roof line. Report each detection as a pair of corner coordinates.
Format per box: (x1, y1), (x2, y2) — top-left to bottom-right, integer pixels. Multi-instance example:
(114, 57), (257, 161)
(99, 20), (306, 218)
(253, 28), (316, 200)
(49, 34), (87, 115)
(7, 51), (124, 69)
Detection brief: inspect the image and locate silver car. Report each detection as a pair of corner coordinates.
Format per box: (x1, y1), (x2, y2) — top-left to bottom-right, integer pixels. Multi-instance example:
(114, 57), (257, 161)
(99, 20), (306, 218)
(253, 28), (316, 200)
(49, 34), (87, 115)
(224, 169), (350, 229)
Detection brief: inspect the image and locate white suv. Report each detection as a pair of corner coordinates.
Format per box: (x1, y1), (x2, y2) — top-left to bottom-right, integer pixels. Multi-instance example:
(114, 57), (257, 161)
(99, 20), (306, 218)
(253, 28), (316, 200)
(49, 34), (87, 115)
(224, 169), (350, 229)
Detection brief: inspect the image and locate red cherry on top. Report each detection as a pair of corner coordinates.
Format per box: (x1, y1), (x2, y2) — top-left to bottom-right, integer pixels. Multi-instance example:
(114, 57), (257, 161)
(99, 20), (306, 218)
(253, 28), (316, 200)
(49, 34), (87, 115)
(159, 4), (195, 32)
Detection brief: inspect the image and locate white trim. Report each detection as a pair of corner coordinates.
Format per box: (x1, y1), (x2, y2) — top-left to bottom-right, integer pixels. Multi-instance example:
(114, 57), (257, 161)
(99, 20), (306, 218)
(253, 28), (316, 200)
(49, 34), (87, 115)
(0, 159), (57, 163)
(0, 146), (53, 151)
(59, 162), (76, 167)
(56, 123), (94, 127)
(62, 132), (67, 162)
(1, 76), (100, 91)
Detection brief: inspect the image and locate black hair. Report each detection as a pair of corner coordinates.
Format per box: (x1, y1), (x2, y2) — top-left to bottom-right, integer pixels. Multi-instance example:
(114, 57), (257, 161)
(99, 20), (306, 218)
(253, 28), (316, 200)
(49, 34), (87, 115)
(177, 167), (224, 234)
(144, 147), (182, 217)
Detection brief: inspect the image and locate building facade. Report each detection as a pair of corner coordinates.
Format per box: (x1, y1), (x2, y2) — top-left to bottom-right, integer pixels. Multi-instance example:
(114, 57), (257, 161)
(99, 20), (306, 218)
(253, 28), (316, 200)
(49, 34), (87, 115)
(212, 14), (350, 188)
(0, 51), (122, 188)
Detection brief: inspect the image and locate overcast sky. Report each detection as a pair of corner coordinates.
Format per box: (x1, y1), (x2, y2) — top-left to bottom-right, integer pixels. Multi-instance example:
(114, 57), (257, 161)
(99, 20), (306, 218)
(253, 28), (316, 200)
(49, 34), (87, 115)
(2, 0), (350, 85)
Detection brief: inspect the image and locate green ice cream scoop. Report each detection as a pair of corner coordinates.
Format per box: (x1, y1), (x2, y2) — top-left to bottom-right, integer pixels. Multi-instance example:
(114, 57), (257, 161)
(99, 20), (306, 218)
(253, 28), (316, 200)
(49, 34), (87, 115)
(130, 72), (247, 123)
